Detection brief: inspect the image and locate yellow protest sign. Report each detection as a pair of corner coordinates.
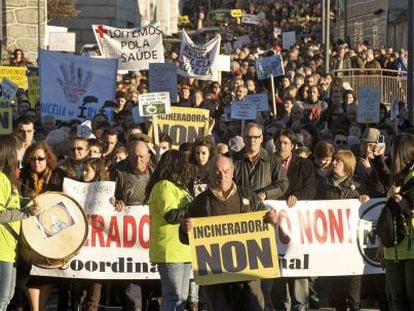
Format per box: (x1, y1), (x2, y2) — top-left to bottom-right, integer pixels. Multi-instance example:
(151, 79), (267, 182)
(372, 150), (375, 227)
(231, 9), (243, 17)
(149, 107), (209, 149)
(0, 105), (13, 134)
(0, 66), (28, 89)
(189, 211), (280, 285)
(28, 76), (39, 108)
(178, 15), (190, 25)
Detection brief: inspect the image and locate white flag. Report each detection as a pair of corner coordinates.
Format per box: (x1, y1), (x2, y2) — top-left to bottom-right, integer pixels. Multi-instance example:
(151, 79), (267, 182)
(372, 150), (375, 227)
(177, 31), (221, 81)
(92, 22), (164, 71)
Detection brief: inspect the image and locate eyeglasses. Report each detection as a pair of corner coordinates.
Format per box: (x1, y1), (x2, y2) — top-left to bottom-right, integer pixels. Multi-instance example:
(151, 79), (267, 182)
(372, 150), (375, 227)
(71, 147), (85, 151)
(31, 157), (46, 162)
(245, 135), (262, 140)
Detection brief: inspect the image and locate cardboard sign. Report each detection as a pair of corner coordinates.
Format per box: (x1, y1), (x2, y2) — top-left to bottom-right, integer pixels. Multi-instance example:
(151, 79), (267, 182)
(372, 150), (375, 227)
(357, 87), (381, 124)
(149, 107), (210, 149)
(28, 76), (39, 108)
(231, 9), (243, 17)
(1, 77), (19, 103)
(189, 211), (280, 285)
(0, 66), (28, 89)
(138, 92), (171, 116)
(246, 93), (269, 112)
(242, 14), (261, 25)
(0, 105), (12, 134)
(256, 55), (285, 80)
(282, 31), (296, 49)
(231, 101), (257, 120)
(149, 63), (178, 103)
(49, 32), (76, 53)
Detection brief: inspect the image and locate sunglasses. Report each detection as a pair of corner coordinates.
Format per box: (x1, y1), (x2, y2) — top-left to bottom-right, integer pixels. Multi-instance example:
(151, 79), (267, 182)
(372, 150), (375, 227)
(31, 157), (46, 162)
(71, 147), (86, 151)
(335, 140), (347, 145)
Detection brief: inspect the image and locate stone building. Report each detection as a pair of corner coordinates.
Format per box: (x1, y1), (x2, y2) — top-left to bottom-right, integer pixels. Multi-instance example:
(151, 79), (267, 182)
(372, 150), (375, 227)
(1, 0), (46, 64)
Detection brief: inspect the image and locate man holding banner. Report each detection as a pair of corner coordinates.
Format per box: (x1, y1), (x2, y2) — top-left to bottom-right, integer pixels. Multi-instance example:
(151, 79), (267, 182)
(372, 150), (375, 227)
(180, 155), (277, 311)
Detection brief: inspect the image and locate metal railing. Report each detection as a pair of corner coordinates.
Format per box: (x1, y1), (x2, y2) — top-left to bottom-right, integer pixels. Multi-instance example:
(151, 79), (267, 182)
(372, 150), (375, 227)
(331, 69), (407, 104)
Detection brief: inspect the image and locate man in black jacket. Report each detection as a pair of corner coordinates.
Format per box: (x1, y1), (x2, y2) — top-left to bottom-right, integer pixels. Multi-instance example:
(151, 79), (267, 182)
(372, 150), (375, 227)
(232, 122), (289, 310)
(272, 128), (316, 311)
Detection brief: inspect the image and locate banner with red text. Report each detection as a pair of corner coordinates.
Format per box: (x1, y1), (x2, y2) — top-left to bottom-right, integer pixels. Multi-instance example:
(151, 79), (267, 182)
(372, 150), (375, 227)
(31, 199), (386, 279)
(266, 198), (385, 277)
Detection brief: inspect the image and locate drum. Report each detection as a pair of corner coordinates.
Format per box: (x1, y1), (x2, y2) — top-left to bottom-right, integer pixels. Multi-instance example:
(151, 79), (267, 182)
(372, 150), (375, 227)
(20, 192), (88, 269)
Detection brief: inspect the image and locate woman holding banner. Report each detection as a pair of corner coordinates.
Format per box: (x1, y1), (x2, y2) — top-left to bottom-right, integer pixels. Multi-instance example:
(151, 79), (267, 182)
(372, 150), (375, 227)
(0, 134), (40, 311)
(146, 150), (192, 311)
(316, 149), (369, 310)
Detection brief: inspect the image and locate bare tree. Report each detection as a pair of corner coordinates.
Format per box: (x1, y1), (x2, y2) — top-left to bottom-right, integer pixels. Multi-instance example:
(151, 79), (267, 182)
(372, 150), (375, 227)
(48, 0), (80, 19)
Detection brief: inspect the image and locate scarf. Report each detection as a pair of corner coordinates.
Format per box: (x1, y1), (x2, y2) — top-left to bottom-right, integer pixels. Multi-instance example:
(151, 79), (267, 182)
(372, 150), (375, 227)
(30, 167), (51, 194)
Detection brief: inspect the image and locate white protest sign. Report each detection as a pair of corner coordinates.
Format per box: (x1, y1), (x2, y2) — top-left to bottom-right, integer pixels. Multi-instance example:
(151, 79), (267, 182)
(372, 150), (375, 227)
(149, 63), (178, 103)
(30, 198), (385, 279)
(1, 77), (18, 103)
(92, 22), (164, 71)
(214, 55), (231, 72)
(242, 14), (261, 25)
(357, 87), (381, 124)
(256, 55), (285, 80)
(246, 93), (269, 112)
(266, 198), (385, 276)
(49, 32), (76, 53)
(138, 92), (171, 116)
(63, 178), (116, 214)
(282, 31), (296, 49)
(177, 31), (221, 81)
(45, 25), (68, 47)
(39, 49), (117, 122)
(231, 101), (257, 120)
(76, 120), (93, 138)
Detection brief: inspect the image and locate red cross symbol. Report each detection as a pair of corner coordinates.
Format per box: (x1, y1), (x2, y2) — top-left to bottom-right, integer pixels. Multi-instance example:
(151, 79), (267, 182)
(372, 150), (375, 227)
(95, 25), (107, 38)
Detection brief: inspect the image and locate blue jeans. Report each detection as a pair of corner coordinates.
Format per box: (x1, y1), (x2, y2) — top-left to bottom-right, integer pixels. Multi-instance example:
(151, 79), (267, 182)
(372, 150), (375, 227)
(157, 263), (191, 311)
(0, 261), (16, 311)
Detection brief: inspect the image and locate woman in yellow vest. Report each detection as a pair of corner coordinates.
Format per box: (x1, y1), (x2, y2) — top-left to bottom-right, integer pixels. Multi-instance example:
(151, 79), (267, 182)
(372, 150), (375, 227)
(0, 134), (40, 311)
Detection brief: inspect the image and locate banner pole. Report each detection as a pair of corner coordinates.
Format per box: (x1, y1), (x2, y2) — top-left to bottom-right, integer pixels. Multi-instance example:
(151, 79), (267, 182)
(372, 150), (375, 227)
(270, 74), (277, 119)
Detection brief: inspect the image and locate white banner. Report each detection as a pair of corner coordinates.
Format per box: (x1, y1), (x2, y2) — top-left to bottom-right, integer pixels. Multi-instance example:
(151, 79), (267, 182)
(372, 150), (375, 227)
(92, 22), (164, 71)
(39, 49), (117, 121)
(31, 199), (385, 279)
(256, 55), (285, 80)
(177, 31), (221, 81)
(266, 199), (385, 277)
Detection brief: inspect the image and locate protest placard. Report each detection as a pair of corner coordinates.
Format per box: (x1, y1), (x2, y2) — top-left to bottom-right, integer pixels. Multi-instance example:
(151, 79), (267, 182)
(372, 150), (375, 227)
(0, 66), (28, 89)
(149, 63), (178, 103)
(92, 22), (164, 71)
(357, 87), (381, 123)
(245, 93), (269, 112)
(76, 120), (93, 138)
(138, 92), (171, 117)
(242, 14), (261, 25)
(231, 101), (257, 120)
(274, 27), (282, 35)
(282, 31), (296, 49)
(28, 76), (39, 108)
(49, 32), (76, 53)
(39, 49), (117, 121)
(189, 211), (280, 285)
(231, 9), (243, 17)
(1, 77), (19, 103)
(0, 105), (12, 134)
(177, 31), (221, 81)
(178, 15), (190, 25)
(233, 35), (251, 50)
(30, 198), (385, 279)
(256, 55), (285, 80)
(149, 107), (210, 149)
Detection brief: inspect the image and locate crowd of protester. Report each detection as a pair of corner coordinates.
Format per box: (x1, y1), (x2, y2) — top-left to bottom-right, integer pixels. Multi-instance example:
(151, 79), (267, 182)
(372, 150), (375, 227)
(1, 0), (413, 311)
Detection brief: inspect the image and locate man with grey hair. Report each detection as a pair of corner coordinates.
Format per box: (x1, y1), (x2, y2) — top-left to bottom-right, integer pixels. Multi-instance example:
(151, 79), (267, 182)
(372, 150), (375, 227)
(180, 155), (277, 311)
